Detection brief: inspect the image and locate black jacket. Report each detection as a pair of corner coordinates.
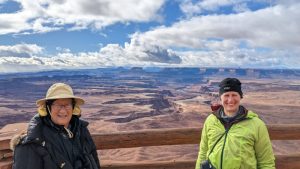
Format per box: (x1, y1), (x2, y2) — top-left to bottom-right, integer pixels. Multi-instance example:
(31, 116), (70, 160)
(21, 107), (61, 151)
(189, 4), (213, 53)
(11, 114), (101, 169)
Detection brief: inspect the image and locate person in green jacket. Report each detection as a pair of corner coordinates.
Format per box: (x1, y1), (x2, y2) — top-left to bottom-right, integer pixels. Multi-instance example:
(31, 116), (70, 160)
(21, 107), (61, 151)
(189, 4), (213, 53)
(195, 78), (275, 169)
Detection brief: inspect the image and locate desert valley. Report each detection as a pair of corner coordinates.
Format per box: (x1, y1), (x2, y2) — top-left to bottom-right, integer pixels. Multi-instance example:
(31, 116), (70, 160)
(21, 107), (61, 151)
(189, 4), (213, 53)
(1, 67), (300, 164)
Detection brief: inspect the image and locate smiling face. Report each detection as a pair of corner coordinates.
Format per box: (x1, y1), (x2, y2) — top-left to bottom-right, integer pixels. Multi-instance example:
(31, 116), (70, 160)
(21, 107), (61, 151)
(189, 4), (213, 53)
(50, 98), (73, 127)
(220, 91), (241, 116)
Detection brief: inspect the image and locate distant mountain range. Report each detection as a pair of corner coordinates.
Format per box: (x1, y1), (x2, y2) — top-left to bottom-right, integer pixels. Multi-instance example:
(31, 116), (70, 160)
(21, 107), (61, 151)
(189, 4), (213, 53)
(1, 67), (299, 80)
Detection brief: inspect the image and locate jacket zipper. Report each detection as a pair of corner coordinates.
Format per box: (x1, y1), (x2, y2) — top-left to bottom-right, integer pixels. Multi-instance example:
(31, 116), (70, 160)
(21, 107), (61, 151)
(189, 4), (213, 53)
(220, 128), (230, 169)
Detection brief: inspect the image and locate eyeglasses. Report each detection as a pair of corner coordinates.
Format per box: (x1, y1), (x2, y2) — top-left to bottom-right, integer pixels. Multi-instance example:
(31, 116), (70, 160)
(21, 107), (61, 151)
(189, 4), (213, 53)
(51, 104), (73, 111)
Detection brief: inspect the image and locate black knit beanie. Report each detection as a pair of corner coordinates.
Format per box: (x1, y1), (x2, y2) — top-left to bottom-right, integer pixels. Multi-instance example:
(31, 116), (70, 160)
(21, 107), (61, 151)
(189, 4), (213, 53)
(219, 78), (243, 98)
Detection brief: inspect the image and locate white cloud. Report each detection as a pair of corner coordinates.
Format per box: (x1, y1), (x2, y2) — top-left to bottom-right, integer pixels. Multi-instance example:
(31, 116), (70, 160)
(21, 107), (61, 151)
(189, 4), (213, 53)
(0, 41), (182, 73)
(133, 3), (300, 50)
(233, 3), (250, 13)
(139, 3), (300, 49)
(0, 0), (166, 34)
(0, 1), (300, 72)
(124, 2), (300, 68)
(178, 0), (296, 17)
(0, 44), (43, 57)
(179, 0), (243, 17)
(178, 48), (300, 69)
(56, 47), (71, 53)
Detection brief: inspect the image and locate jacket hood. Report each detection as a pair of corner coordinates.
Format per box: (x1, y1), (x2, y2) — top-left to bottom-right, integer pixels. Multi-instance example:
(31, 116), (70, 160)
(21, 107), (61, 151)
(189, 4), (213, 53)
(10, 131), (27, 151)
(212, 105), (248, 118)
(246, 110), (258, 118)
(212, 105), (255, 129)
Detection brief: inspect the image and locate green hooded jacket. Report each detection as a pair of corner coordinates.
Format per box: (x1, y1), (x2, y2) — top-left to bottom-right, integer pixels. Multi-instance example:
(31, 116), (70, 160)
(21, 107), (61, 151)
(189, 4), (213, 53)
(195, 106), (275, 169)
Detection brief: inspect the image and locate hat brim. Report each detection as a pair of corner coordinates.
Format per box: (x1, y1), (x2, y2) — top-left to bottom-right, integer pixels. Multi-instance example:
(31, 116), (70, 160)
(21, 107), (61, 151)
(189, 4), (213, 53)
(36, 96), (84, 106)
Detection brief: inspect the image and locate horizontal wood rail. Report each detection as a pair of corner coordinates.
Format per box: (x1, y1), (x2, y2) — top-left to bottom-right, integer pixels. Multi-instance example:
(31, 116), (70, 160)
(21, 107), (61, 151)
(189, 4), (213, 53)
(1, 124), (300, 169)
(93, 124), (300, 149)
(101, 160), (195, 169)
(100, 154), (300, 169)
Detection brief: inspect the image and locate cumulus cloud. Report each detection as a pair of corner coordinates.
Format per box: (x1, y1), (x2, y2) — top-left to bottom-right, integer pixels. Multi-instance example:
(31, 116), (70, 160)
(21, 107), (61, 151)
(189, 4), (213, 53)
(123, 33), (181, 64)
(0, 44), (43, 57)
(178, 48), (300, 69)
(0, 0), (166, 35)
(106, 0), (299, 69)
(0, 40), (182, 73)
(126, 2), (300, 68)
(136, 2), (300, 50)
(0, 0), (300, 73)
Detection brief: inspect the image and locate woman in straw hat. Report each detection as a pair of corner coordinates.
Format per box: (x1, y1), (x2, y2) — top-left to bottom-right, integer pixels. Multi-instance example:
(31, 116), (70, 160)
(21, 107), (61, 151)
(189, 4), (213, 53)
(11, 83), (101, 169)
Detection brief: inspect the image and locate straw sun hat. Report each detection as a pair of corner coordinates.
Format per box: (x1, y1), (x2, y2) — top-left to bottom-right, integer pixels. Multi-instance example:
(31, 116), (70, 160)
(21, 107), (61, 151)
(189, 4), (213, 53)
(36, 83), (85, 116)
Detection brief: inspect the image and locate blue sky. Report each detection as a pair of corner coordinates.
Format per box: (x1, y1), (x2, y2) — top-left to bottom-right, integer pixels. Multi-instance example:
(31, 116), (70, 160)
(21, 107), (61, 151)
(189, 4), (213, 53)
(0, 0), (299, 73)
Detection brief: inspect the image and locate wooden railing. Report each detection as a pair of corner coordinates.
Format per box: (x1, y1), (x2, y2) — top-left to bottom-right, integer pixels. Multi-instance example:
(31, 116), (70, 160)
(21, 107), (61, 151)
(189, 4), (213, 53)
(1, 124), (300, 169)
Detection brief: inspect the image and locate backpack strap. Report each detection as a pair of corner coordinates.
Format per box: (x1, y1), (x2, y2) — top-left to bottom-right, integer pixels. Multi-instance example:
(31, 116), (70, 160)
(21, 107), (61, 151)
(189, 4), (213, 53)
(208, 132), (226, 157)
